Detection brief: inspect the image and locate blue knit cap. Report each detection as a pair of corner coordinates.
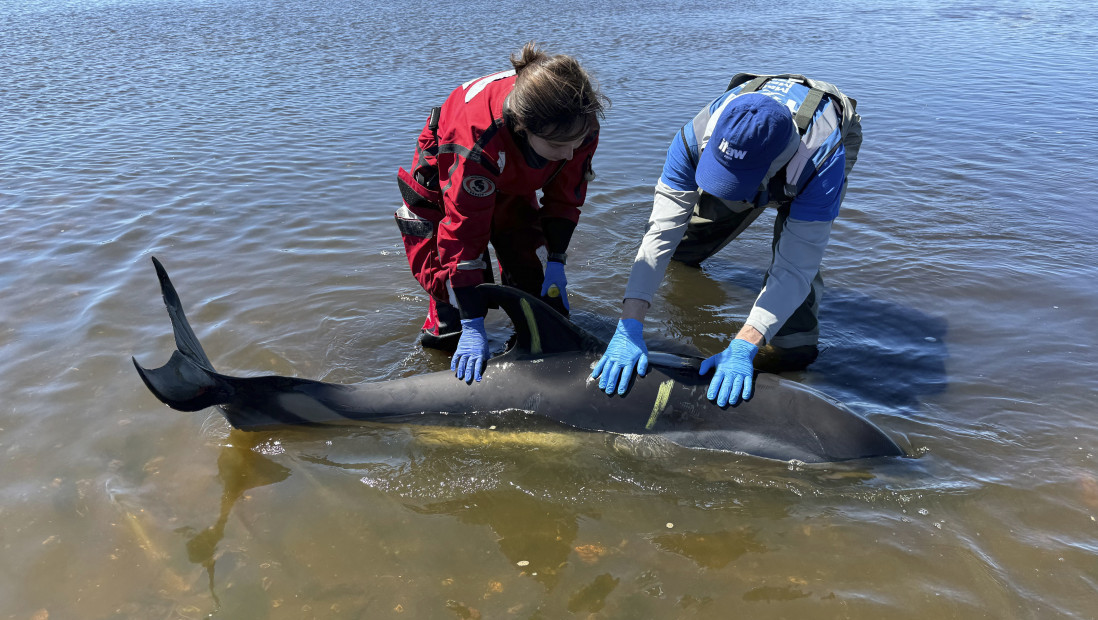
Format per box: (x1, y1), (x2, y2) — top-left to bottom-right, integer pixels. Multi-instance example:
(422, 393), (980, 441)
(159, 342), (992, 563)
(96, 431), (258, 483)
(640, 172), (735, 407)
(695, 93), (796, 202)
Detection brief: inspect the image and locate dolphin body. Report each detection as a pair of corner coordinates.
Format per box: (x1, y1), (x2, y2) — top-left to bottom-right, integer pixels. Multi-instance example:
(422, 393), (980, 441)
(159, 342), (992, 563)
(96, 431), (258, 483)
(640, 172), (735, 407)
(133, 258), (904, 463)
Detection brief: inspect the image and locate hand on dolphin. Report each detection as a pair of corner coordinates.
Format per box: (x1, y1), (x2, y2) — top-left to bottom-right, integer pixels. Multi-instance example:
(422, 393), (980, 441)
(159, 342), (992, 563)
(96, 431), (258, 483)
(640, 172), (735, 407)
(591, 318), (649, 395)
(540, 260), (569, 312)
(700, 338), (758, 407)
(452, 317), (490, 383)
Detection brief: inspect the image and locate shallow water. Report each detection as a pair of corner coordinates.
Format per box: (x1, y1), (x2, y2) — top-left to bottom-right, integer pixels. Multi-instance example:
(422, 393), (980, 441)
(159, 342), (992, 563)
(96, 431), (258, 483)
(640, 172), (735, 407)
(3, 0), (1097, 618)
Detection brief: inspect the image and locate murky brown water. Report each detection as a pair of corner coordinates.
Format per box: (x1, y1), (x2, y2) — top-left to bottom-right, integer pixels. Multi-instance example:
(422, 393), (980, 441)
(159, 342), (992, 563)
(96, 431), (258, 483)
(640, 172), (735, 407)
(3, 0), (1097, 618)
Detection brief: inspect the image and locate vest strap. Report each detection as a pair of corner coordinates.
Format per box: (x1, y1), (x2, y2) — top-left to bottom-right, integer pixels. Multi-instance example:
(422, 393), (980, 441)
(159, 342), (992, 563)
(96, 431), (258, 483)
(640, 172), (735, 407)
(794, 88), (825, 132)
(717, 73), (860, 200)
(428, 106), (441, 134)
(680, 127), (698, 168)
(739, 76), (769, 94)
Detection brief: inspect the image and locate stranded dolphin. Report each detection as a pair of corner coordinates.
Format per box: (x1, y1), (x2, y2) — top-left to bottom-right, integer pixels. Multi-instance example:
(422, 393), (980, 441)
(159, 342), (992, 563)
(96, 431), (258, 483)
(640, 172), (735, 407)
(133, 257), (904, 463)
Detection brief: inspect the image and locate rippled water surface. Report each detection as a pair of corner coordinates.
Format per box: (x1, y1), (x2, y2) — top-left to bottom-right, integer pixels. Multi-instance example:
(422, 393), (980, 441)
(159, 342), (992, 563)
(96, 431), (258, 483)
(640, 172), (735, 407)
(3, 0), (1097, 618)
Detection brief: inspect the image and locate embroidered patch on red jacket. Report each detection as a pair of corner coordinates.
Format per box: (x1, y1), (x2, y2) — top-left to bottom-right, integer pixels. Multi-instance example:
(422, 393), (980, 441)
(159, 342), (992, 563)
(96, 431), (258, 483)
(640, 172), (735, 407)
(462, 176), (496, 197)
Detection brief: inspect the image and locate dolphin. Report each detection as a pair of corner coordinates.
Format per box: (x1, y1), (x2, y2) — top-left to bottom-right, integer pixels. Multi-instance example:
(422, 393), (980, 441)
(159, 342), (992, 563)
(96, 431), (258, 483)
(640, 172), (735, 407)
(132, 257), (904, 463)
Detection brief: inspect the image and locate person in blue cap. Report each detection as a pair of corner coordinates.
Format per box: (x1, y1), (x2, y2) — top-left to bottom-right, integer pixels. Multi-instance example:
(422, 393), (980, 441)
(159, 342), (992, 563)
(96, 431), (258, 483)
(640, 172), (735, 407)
(591, 74), (862, 407)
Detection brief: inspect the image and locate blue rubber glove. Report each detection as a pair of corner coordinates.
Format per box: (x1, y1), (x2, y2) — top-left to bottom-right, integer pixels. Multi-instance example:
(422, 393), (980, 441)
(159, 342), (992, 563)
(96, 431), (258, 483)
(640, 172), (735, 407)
(699, 339), (758, 407)
(591, 318), (649, 395)
(451, 317), (490, 383)
(540, 261), (569, 311)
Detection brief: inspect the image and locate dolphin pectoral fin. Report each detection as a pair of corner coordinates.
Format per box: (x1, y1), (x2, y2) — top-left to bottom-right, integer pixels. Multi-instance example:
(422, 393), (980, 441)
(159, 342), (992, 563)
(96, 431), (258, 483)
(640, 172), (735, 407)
(478, 284), (603, 355)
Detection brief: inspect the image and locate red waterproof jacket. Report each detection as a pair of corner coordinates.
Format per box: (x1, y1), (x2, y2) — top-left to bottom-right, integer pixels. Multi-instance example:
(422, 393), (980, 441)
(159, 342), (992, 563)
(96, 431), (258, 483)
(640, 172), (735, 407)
(402, 70), (598, 291)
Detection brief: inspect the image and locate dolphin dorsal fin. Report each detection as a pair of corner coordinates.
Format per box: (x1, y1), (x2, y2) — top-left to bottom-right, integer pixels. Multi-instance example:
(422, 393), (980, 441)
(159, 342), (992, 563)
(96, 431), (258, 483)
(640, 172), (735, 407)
(477, 284), (602, 355)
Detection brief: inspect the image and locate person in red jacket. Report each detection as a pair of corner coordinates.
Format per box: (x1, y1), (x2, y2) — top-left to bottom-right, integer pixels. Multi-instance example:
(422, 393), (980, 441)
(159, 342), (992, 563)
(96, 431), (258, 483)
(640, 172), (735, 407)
(395, 42), (606, 383)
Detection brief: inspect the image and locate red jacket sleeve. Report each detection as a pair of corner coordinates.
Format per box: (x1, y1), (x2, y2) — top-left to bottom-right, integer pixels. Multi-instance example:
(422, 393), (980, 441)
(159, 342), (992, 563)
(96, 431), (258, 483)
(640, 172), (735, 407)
(435, 153), (498, 290)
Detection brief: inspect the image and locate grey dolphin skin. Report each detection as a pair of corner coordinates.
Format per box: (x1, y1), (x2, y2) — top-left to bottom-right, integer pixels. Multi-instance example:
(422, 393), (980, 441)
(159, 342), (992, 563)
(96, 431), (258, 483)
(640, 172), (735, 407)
(133, 257), (904, 463)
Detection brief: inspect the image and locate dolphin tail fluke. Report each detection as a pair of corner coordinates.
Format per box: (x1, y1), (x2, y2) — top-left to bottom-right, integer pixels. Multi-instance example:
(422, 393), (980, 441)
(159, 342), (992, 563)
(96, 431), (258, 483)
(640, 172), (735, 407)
(132, 351), (234, 412)
(134, 257), (234, 411)
(151, 256), (216, 371)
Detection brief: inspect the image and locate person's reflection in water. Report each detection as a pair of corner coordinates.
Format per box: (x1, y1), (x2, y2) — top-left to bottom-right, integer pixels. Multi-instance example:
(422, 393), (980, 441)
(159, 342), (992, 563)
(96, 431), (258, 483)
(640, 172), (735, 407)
(179, 432), (291, 610)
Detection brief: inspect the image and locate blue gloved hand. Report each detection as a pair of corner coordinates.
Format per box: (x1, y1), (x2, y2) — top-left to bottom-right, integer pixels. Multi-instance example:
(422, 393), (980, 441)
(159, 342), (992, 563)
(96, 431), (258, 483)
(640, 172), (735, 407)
(540, 260), (569, 311)
(591, 318), (649, 395)
(699, 339), (758, 407)
(451, 317), (490, 383)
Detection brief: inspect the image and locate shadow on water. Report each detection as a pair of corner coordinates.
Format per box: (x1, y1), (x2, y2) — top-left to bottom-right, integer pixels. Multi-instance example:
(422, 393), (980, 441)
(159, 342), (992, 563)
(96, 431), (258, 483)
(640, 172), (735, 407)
(407, 488), (580, 589)
(660, 260), (949, 411)
(650, 528), (767, 569)
(172, 419), (924, 617)
(814, 288), (950, 409)
(365, 436), (809, 614)
(178, 434), (290, 613)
